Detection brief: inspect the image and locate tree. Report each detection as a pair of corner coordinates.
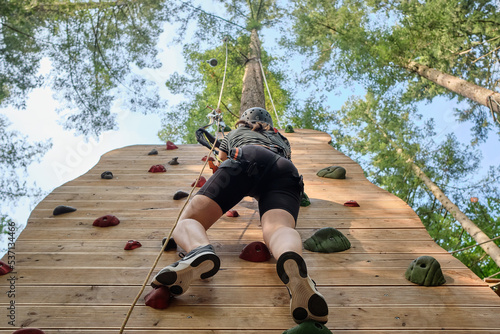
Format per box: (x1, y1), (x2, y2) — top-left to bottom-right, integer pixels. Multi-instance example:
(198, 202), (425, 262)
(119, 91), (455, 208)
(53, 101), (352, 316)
(288, 0), (500, 142)
(331, 91), (500, 276)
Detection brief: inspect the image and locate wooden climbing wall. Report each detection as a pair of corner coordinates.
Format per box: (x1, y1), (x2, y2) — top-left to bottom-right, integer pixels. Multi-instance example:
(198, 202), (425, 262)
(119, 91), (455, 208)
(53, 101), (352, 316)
(1, 128), (500, 333)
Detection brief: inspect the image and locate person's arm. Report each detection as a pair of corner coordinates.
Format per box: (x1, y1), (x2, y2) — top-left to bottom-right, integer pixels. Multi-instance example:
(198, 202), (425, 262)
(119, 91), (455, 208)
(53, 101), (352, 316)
(219, 151), (228, 161)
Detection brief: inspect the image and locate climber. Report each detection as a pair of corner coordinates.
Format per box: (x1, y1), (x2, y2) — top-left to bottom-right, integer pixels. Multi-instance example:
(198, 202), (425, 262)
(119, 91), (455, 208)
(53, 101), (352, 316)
(151, 107), (328, 324)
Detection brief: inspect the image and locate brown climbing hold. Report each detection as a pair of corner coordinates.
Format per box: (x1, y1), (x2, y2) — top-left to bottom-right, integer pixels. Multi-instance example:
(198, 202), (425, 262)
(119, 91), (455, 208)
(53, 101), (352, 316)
(93, 215), (120, 227)
(344, 200), (359, 207)
(226, 209), (239, 217)
(166, 141), (178, 150)
(202, 156), (215, 162)
(12, 329), (46, 334)
(53, 205), (77, 216)
(148, 165), (166, 173)
(208, 160), (218, 173)
(124, 240), (142, 250)
(191, 176), (206, 187)
(168, 157), (179, 165)
(0, 260), (13, 275)
(239, 241), (271, 262)
(144, 286), (171, 309)
(173, 190), (189, 200)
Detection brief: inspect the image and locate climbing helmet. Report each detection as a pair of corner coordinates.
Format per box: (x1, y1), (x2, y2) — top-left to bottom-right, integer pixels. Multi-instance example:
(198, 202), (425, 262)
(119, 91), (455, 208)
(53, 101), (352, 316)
(240, 107), (273, 128)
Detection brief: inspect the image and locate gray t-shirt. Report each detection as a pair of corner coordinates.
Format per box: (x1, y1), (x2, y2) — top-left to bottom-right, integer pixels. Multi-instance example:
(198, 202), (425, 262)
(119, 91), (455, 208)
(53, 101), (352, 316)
(219, 126), (291, 159)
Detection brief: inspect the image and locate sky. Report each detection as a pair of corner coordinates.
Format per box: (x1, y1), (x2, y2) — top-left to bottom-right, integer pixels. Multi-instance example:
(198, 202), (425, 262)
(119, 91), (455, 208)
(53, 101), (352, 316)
(1, 10), (499, 253)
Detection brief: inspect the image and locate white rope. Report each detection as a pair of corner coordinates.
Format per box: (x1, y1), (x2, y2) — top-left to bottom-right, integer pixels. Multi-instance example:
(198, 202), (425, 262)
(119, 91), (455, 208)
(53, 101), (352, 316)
(258, 58), (282, 128)
(217, 37), (229, 111)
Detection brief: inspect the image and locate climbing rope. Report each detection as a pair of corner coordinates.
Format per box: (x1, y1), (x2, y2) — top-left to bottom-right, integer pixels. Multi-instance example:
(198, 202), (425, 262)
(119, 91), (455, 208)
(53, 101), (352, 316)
(258, 58), (282, 128)
(487, 94), (500, 125)
(119, 37), (229, 334)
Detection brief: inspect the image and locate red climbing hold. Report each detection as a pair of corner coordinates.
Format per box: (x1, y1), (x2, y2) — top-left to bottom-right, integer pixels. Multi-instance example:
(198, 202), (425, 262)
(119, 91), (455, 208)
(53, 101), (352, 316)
(226, 209), (239, 217)
(191, 176), (206, 187)
(13, 329), (46, 334)
(471, 197), (479, 203)
(208, 160), (218, 173)
(145, 286), (171, 309)
(201, 156), (215, 162)
(124, 240), (142, 250)
(239, 241), (271, 262)
(93, 215), (120, 227)
(0, 260), (13, 275)
(148, 164), (166, 173)
(166, 141), (178, 150)
(344, 200), (360, 207)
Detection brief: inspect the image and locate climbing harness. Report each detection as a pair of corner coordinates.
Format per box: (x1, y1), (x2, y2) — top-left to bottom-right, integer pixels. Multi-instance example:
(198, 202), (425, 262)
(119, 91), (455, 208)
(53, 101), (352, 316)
(258, 58), (282, 128)
(119, 36), (230, 334)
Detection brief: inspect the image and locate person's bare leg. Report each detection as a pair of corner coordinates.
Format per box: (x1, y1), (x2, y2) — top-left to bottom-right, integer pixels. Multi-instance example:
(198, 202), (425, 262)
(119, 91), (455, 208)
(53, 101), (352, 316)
(172, 194), (223, 252)
(261, 209), (301, 259)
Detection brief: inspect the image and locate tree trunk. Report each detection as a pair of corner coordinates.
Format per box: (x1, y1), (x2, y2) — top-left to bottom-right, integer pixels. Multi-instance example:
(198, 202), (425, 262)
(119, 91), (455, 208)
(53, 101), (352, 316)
(239, 28), (265, 116)
(410, 162), (500, 268)
(405, 61), (500, 117)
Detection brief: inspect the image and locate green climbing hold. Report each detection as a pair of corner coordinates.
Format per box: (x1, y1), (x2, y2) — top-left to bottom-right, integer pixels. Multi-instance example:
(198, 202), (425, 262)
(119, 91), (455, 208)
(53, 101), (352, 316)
(317, 166), (346, 179)
(304, 227), (351, 253)
(285, 125), (295, 133)
(282, 321), (333, 334)
(300, 192), (311, 207)
(405, 256), (446, 286)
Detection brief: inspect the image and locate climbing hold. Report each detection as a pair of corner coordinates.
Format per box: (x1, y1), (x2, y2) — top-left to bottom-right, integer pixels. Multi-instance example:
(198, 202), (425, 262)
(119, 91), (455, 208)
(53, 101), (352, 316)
(239, 241), (271, 262)
(207, 58), (218, 67)
(168, 157), (179, 165)
(282, 320), (332, 334)
(93, 215), (120, 227)
(148, 148), (158, 155)
(344, 200), (359, 207)
(101, 171), (113, 179)
(148, 165), (166, 173)
(12, 329), (46, 334)
(191, 176), (206, 187)
(405, 256), (446, 286)
(303, 227), (351, 253)
(124, 240), (142, 250)
(226, 209), (239, 217)
(0, 260), (13, 275)
(162, 237), (177, 251)
(53, 205), (77, 216)
(300, 192), (311, 207)
(202, 156), (215, 162)
(285, 125), (295, 133)
(317, 166), (346, 179)
(144, 286), (171, 309)
(470, 197), (479, 203)
(166, 141), (178, 150)
(223, 125), (232, 132)
(173, 190), (189, 200)
(208, 160), (218, 173)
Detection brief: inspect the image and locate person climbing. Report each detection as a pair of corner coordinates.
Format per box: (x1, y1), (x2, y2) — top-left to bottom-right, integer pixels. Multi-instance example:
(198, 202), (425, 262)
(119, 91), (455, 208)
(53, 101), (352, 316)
(151, 107), (329, 324)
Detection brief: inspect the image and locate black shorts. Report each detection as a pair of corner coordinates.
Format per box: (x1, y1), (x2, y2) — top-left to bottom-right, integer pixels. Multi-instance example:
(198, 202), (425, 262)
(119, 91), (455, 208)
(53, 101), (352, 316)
(197, 145), (302, 222)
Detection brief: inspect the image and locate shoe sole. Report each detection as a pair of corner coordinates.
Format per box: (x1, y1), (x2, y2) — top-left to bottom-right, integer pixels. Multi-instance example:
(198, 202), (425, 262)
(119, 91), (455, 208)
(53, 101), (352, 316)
(277, 252), (328, 324)
(152, 252), (220, 295)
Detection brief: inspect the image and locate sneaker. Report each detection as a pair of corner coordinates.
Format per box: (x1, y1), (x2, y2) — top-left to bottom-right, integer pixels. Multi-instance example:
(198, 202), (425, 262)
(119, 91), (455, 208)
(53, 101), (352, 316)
(151, 244), (220, 295)
(276, 251), (328, 324)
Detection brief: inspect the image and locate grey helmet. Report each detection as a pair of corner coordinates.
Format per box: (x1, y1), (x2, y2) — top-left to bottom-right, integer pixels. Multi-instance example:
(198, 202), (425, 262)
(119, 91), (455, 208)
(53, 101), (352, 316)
(240, 107), (273, 128)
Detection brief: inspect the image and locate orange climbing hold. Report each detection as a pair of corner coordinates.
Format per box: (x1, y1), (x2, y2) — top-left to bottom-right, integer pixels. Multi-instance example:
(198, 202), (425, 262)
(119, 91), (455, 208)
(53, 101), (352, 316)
(226, 209), (239, 217)
(208, 160), (218, 173)
(191, 176), (206, 187)
(124, 240), (142, 250)
(0, 260), (12, 275)
(93, 215), (120, 227)
(471, 197), (479, 203)
(145, 286), (171, 309)
(344, 200), (360, 207)
(239, 241), (271, 262)
(166, 141), (178, 150)
(202, 155), (215, 162)
(148, 165), (166, 173)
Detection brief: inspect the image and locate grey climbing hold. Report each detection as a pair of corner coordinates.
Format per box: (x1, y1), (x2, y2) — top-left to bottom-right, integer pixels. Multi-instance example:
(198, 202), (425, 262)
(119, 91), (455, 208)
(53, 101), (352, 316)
(317, 166), (346, 179)
(148, 149), (158, 155)
(173, 190), (189, 200)
(168, 157), (179, 165)
(101, 171), (113, 179)
(300, 192), (311, 207)
(53, 205), (77, 216)
(283, 321), (333, 334)
(405, 256), (446, 286)
(304, 227), (351, 253)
